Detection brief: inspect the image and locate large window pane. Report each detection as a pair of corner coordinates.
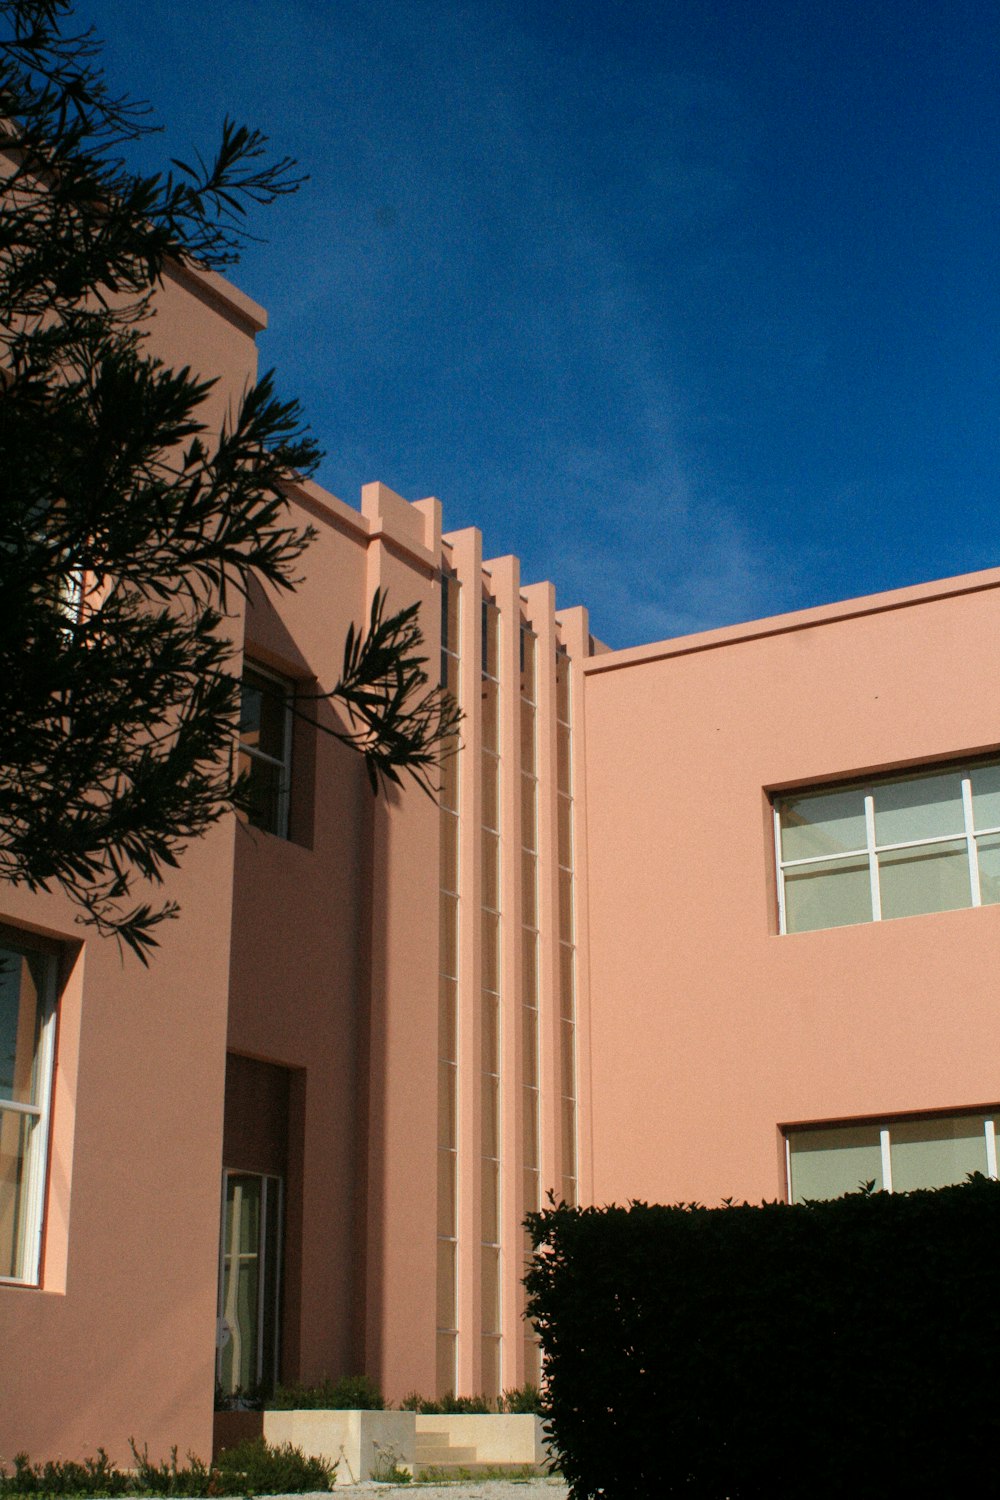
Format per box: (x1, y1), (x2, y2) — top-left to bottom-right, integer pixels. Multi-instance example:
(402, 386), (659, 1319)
(0, 934), (56, 1286)
(890, 1116), (987, 1193)
(783, 857), (872, 933)
(780, 789), (867, 862)
(219, 1175), (262, 1394)
(0, 1109), (34, 1279)
(977, 834), (1000, 905)
(873, 772), (964, 846)
(971, 764), (1000, 831)
(239, 669), (287, 760)
(788, 1125), (883, 1202)
(0, 948), (45, 1105)
(878, 840), (971, 921)
(239, 666), (292, 838)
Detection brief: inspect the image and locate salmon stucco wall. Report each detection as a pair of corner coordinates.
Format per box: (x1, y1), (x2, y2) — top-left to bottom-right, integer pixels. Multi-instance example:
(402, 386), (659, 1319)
(583, 570), (1000, 1209)
(0, 266), (260, 1465)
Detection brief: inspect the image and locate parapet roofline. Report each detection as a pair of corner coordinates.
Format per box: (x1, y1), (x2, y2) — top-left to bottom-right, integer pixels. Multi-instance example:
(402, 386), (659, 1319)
(165, 261), (268, 336)
(584, 564), (1000, 677)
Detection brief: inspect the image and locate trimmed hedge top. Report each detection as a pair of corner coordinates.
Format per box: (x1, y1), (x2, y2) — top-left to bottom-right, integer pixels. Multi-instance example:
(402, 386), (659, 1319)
(526, 1177), (1000, 1499)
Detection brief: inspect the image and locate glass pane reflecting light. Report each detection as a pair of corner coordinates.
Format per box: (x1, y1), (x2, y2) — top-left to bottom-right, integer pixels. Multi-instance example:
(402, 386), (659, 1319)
(780, 789), (867, 862)
(0, 932), (56, 1286)
(878, 841), (970, 920)
(788, 1125), (883, 1202)
(788, 1114), (996, 1204)
(783, 858), (871, 933)
(778, 759), (1000, 935)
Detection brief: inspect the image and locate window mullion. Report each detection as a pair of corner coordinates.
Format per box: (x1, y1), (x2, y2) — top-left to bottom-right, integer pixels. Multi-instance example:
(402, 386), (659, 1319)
(963, 777), (981, 906)
(865, 794), (882, 922)
(774, 806), (787, 934)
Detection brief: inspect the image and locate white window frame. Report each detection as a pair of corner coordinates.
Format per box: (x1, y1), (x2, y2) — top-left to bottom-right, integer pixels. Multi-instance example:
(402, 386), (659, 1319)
(0, 931), (58, 1288)
(774, 759), (1000, 935)
(785, 1110), (1000, 1203)
(239, 662), (294, 839)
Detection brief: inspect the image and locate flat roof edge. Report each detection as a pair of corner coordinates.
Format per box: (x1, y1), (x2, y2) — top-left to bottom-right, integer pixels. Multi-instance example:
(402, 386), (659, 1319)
(165, 262), (268, 335)
(584, 565), (1000, 676)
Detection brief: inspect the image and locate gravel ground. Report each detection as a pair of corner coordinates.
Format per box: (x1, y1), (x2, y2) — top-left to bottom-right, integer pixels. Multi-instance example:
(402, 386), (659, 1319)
(271, 1485), (568, 1500)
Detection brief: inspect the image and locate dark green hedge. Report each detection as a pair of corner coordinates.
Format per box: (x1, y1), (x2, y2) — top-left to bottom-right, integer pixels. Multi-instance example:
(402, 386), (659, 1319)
(525, 1179), (1000, 1499)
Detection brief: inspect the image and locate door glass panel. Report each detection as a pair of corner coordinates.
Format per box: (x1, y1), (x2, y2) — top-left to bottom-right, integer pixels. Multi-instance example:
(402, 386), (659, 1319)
(218, 1172), (282, 1397)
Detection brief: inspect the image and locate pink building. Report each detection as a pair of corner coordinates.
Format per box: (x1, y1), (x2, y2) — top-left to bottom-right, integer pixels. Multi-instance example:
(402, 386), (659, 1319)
(4, 260), (1000, 1463)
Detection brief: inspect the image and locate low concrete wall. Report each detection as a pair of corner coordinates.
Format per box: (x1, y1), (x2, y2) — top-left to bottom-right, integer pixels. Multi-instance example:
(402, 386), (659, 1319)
(415, 1412), (548, 1465)
(262, 1409), (416, 1485)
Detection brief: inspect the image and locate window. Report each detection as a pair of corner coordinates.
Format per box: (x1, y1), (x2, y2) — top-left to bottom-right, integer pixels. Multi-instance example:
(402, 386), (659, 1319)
(786, 1111), (998, 1202)
(0, 928), (58, 1285)
(238, 664), (293, 838)
(775, 760), (1000, 934)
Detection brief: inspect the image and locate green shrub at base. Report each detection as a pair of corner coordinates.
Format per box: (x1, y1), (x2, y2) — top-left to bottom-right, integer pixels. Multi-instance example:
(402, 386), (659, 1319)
(0, 1438), (334, 1496)
(526, 1177), (1000, 1499)
(266, 1373), (385, 1410)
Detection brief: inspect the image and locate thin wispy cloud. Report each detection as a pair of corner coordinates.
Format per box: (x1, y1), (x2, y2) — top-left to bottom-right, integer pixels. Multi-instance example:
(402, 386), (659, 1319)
(85, 0), (1000, 646)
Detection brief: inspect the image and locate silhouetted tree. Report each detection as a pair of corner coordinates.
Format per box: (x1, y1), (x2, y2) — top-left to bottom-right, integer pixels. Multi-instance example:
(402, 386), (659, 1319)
(0, 0), (457, 959)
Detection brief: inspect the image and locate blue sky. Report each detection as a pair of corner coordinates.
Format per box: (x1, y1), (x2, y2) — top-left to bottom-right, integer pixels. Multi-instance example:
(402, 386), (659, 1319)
(80, 0), (999, 648)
